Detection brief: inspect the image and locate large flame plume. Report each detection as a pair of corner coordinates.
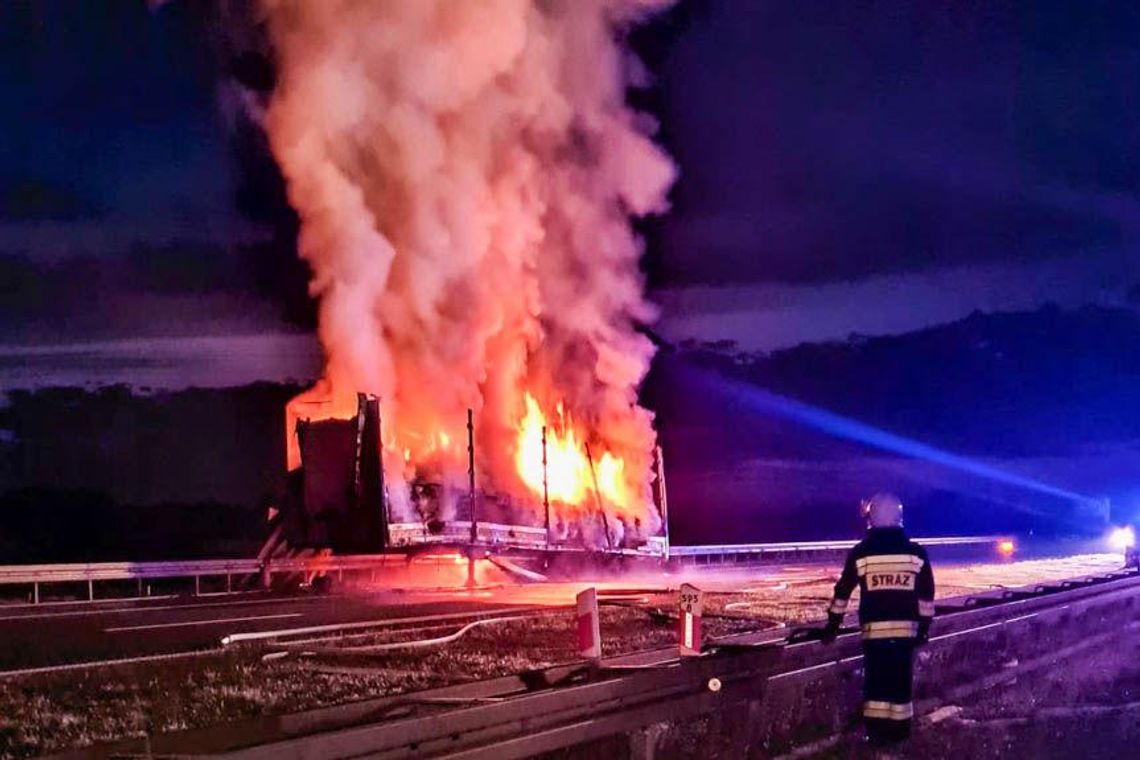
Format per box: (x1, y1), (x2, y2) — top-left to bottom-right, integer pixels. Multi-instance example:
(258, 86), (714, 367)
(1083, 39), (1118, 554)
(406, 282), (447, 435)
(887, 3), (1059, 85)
(259, 0), (676, 544)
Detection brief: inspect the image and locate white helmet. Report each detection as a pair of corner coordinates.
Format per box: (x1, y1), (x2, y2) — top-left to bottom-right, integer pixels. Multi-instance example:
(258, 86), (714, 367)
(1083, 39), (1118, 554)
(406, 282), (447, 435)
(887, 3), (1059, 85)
(862, 492), (904, 529)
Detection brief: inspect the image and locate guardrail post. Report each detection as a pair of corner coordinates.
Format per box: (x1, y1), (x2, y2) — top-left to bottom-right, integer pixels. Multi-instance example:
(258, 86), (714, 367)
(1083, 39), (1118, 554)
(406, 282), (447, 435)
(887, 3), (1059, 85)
(87, 579), (94, 601)
(226, 573), (232, 593)
(629, 723), (666, 760)
(194, 575), (201, 596)
(32, 582), (39, 605)
(137, 578), (143, 598)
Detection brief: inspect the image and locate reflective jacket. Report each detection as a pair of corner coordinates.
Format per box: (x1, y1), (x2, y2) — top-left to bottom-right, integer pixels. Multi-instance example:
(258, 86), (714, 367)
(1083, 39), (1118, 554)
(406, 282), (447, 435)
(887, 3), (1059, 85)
(827, 527), (935, 640)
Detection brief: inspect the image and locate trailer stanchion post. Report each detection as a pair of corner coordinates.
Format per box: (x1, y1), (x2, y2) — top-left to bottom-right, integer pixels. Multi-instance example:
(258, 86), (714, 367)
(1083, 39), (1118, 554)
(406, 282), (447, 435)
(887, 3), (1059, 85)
(468, 408), (477, 544)
(584, 443), (613, 550)
(654, 445), (670, 560)
(542, 425), (550, 543)
(629, 723), (666, 760)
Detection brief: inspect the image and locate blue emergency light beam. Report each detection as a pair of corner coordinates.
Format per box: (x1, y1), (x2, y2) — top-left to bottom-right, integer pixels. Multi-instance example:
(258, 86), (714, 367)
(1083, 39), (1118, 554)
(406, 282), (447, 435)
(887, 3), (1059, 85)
(697, 367), (1100, 507)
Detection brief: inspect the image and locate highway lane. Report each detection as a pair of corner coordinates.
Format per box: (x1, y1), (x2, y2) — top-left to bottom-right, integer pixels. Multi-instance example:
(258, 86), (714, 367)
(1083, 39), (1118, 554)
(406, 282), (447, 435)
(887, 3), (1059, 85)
(0, 543), (1110, 673)
(0, 590), (524, 672)
(0, 560), (846, 672)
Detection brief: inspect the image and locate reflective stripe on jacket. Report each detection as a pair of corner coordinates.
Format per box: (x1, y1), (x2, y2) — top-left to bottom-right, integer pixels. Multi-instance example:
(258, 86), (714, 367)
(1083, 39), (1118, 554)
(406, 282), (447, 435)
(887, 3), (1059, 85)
(827, 527), (935, 638)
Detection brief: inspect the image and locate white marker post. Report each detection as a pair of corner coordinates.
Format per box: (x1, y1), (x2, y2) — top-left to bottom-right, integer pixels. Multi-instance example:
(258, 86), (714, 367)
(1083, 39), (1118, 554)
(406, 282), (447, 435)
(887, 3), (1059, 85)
(678, 582), (704, 657)
(576, 587), (602, 663)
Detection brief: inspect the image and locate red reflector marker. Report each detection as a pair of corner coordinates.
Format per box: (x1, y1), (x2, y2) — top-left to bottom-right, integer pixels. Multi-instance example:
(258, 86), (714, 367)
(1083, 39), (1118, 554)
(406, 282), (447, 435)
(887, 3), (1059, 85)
(576, 587), (601, 662)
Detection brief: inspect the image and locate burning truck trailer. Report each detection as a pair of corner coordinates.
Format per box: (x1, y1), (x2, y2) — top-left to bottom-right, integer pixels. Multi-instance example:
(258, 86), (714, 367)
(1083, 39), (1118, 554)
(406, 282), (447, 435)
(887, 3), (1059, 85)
(271, 393), (670, 584)
(218, 0), (684, 588)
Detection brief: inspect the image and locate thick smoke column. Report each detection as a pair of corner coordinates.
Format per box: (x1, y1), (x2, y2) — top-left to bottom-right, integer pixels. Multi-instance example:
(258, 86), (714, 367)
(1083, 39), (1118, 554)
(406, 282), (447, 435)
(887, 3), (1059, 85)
(260, 0), (675, 541)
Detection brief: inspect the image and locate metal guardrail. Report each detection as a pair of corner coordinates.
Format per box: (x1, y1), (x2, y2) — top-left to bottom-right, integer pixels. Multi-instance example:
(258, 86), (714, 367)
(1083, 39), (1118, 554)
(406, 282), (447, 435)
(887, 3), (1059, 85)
(0, 554), (408, 603)
(0, 559), (264, 602)
(0, 535), (1002, 603)
(0, 559), (260, 585)
(668, 534), (1004, 557)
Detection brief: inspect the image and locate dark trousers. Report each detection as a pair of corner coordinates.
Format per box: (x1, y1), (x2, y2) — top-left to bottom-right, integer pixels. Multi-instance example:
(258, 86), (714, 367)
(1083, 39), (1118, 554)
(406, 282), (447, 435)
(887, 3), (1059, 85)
(861, 638), (915, 743)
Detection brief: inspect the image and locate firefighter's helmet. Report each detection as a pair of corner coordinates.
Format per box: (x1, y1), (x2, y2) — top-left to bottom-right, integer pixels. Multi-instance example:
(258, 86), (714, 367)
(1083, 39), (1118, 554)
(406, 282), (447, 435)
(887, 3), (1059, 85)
(862, 492), (904, 529)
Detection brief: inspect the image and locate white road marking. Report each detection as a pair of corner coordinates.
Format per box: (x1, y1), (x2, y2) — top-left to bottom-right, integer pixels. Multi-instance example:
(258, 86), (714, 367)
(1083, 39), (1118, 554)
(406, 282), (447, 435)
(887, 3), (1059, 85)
(0, 594), (329, 623)
(221, 605), (544, 645)
(0, 647), (223, 679)
(105, 612), (302, 633)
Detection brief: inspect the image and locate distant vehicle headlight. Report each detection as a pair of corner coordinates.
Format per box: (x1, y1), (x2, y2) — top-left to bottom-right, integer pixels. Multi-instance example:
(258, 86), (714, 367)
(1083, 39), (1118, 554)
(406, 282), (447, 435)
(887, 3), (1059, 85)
(1108, 526), (1136, 551)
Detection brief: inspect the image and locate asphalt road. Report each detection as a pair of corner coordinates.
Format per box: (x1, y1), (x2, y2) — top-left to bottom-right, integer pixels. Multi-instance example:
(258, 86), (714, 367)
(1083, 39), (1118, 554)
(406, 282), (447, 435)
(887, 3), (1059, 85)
(0, 561), (836, 673)
(0, 591), (522, 672)
(0, 540), (1109, 674)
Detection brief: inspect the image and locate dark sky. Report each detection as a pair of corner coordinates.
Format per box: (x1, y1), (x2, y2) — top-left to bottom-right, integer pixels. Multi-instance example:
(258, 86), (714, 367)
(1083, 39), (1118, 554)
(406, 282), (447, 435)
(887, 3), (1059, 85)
(0, 2), (245, 233)
(651, 1), (1140, 285)
(643, 1), (1140, 348)
(2, 0), (1140, 383)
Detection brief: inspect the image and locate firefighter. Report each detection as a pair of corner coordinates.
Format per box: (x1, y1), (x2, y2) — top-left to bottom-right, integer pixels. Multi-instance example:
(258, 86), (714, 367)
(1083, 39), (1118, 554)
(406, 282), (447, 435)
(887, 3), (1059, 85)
(821, 493), (935, 745)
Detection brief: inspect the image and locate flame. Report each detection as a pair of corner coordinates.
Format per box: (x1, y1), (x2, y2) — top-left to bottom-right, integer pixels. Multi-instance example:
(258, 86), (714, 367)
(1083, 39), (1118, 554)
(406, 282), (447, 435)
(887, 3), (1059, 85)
(596, 451), (626, 507)
(515, 393), (631, 513)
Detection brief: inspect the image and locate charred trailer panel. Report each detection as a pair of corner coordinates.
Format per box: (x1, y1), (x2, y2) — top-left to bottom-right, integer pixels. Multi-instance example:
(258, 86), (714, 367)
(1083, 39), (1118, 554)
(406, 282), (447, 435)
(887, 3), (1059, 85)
(282, 394), (387, 552)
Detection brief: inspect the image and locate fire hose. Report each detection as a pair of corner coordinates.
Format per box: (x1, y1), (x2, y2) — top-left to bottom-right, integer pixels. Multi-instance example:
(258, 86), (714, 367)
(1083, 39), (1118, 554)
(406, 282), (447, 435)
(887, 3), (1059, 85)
(269, 614), (539, 660)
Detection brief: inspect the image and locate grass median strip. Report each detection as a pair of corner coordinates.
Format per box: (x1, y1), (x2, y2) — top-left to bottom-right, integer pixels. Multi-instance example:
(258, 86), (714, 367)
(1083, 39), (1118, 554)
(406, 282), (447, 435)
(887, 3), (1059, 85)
(0, 602), (765, 759)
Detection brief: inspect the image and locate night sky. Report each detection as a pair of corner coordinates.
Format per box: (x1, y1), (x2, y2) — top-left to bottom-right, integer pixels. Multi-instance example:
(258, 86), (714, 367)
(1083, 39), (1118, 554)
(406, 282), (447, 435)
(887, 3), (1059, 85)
(3, 0), (1140, 383)
(0, 2), (250, 243)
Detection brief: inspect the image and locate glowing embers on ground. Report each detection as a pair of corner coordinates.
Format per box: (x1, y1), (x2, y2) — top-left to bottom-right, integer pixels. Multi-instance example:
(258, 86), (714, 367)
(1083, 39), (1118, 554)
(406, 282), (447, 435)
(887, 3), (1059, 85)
(515, 393), (629, 513)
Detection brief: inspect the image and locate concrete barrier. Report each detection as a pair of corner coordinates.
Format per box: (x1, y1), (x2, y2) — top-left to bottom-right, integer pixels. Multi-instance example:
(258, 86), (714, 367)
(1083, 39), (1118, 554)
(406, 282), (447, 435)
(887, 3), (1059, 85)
(620, 579), (1140, 758)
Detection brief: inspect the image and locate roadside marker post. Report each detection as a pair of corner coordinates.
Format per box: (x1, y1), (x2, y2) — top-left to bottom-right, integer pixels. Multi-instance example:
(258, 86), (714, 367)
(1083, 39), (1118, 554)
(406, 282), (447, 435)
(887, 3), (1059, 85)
(679, 583), (703, 657)
(576, 587), (602, 662)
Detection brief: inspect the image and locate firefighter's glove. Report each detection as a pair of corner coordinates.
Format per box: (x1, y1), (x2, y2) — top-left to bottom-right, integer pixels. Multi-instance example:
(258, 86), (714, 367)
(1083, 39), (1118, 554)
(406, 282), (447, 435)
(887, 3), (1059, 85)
(820, 614), (841, 644)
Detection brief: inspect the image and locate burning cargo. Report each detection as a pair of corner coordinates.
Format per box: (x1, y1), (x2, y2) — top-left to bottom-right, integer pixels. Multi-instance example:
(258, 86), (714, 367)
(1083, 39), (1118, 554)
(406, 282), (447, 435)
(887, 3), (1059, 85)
(281, 393), (668, 556)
